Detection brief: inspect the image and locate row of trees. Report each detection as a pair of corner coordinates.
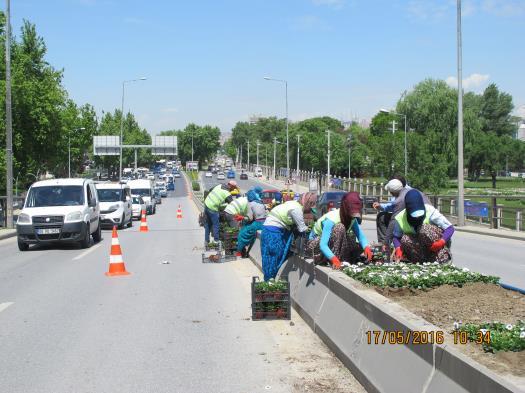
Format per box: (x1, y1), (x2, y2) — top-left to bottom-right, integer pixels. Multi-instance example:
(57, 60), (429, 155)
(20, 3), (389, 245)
(0, 16), (159, 191)
(225, 80), (524, 192)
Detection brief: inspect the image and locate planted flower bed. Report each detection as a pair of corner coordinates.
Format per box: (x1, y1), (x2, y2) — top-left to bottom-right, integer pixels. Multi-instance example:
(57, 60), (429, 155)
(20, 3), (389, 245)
(343, 262), (499, 289)
(251, 277), (291, 320)
(341, 261), (525, 377)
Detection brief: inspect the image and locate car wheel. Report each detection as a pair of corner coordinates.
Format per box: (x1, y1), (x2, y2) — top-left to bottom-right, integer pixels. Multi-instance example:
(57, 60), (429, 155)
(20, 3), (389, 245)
(92, 220), (102, 243)
(17, 237), (29, 251)
(119, 213), (126, 229)
(127, 215), (133, 227)
(80, 223), (91, 249)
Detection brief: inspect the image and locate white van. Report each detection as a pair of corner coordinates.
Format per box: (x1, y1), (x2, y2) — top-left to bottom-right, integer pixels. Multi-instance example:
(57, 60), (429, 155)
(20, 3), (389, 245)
(95, 183), (133, 229)
(128, 179), (156, 214)
(16, 178), (101, 251)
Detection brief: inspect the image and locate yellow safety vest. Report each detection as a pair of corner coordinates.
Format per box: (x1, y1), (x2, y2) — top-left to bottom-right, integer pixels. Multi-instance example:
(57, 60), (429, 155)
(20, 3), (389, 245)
(205, 185), (231, 211)
(224, 196), (248, 216)
(395, 204), (432, 235)
(269, 200), (303, 229)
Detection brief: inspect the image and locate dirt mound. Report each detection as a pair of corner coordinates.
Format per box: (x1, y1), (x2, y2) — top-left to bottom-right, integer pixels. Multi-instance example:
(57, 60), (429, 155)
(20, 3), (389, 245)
(379, 282), (525, 377)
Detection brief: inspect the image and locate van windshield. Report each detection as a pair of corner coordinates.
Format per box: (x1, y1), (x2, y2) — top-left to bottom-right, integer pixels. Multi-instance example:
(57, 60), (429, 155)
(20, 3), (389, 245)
(131, 188), (151, 197)
(26, 186), (84, 207)
(97, 189), (122, 202)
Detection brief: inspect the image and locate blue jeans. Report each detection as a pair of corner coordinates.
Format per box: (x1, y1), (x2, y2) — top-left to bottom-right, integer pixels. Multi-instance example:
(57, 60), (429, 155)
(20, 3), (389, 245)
(204, 207), (220, 243)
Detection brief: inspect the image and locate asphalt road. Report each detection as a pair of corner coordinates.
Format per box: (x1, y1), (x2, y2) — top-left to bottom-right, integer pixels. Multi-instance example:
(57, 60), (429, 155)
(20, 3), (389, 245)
(0, 177), (364, 393)
(203, 173), (525, 289)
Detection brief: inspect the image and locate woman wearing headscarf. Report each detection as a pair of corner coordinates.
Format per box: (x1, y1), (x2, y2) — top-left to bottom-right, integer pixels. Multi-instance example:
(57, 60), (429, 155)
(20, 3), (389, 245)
(308, 192), (372, 268)
(393, 189), (454, 263)
(261, 200), (308, 281)
(235, 189), (267, 257)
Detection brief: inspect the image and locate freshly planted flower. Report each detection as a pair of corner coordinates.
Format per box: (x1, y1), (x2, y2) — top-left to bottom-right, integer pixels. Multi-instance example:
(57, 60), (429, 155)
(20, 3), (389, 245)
(458, 320), (525, 353)
(343, 262), (499, 289)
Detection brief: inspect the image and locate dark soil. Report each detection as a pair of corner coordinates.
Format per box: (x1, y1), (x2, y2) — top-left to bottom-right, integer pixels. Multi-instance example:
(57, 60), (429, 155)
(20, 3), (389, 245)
(378, 282), (525, 377)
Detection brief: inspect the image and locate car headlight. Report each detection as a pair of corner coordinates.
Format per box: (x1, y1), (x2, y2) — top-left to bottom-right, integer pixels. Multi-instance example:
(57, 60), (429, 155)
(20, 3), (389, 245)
(65, 211), (83, 222)
(17, 213), (31, 224)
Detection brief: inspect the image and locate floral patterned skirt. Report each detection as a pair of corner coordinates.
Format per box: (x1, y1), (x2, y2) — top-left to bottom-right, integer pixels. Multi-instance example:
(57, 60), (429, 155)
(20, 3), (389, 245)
(307, 223), (362, 264)
(400, 224), (451, 264)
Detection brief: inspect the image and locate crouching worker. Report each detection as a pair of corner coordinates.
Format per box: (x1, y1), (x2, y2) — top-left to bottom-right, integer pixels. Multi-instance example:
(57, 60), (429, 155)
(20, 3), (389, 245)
(261, 200), (308, 281)
(224, 195), (249, 228)
(393, 189), (454, 263)
(308, 192), (372, 268)
(236, 190), (267, 257)
(204, 180), (238, 244)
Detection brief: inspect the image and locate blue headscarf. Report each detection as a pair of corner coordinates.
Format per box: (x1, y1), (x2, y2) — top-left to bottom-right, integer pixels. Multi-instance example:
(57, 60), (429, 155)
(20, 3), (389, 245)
(246, 190), (259, 202)
(405, 189), (425, 228)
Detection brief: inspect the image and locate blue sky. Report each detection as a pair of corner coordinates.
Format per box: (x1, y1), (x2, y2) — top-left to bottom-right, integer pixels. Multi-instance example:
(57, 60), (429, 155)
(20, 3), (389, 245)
(10, 0), (525, 134)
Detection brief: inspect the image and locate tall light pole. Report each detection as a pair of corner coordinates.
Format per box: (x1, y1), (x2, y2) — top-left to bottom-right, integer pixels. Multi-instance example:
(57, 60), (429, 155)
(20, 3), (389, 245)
(69, 127), (86, 178)
(457, 0), (465, 226)
(326, 129), (331, 188)
(273, 137), (281, 180)
(191, 129), (194, 162)
(5, 0), (14, 228)
(256, 140), (260, 170)
(119, 77), (146, 181)
(380, 108), (408, 178)
(347, 134), (352, 179)
(247, 141), (250, 170)
(296, 134), (300, 175)
(264, 76), (289, 178)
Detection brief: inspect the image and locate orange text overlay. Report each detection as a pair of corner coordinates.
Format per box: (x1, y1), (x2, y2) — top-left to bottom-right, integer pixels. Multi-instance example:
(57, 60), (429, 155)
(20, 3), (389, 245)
(366, 330), (491, 346)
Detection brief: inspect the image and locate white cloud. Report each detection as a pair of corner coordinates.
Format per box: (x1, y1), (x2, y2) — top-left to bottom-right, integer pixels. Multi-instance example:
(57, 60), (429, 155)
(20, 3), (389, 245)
(445, 73), (490, 90)
(406, 0), (525, 21)
(515, 104), (525, 118)
(481, 0), (525, 16)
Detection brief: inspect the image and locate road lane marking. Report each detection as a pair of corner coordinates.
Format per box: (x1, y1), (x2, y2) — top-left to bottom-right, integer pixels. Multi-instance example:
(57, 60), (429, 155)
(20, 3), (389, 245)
(73, 242), (103, 260)
(0, 302), (14, 313)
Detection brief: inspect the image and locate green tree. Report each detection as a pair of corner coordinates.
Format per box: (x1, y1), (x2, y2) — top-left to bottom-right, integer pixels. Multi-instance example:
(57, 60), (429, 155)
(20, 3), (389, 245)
(480, 83), (515, 136)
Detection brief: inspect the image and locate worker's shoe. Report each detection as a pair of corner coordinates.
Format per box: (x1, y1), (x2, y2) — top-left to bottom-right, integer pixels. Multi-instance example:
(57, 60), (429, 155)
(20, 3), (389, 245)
(235, 251), (242, 257)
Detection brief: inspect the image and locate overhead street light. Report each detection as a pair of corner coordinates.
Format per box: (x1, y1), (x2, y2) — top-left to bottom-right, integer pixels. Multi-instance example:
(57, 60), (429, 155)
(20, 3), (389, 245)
(457, 0), (465, 226)
(69, 127), (86, 178)
(380, 108), (408, 178)
(119, 77), (147, 181)
(264, 76), (289, 179)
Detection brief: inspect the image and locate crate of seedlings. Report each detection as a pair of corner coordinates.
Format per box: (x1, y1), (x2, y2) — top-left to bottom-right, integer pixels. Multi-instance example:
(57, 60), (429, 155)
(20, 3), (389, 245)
(251, 277), (291, 320)
(201, 250), (222, 263)
(220, 226), (239, 241)
(205, 241), (222, 252)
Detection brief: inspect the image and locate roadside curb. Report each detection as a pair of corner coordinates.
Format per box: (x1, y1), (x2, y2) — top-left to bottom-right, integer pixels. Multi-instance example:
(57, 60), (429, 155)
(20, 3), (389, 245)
(249, 237), (523, 393)
(0, 230), (16, 241)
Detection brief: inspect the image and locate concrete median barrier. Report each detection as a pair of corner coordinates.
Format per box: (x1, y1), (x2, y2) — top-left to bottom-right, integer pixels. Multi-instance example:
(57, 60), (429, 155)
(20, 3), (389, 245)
(250, 236), (523, 393)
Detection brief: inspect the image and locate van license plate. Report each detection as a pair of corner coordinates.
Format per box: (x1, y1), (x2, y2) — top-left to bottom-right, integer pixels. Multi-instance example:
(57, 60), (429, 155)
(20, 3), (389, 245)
(37, 228), (60, 235)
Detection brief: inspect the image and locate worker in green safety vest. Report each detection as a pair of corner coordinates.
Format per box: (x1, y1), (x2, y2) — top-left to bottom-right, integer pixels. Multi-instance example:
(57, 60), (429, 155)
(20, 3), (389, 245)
(308, 192), (372, 269)
(392, 189), (454, 263)
(224, 196), (249, 228)
(204, 180), (239, 244)
(260, 200), (308, 280)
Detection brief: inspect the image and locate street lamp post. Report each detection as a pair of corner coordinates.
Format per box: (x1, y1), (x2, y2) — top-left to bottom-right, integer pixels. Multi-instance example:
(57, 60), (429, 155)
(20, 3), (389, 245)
(326, 129), (331, 188)
(457, 0), (465, 226)
(256, 140), (260, 170)
(5, 0), (14, 228)
(247, 141), (250, 171)
(69, 127), (86, 178)
(119, 77), (146, 181)
(273, 137), (281, 180)
(296, 134), (300, 175)
(264, 76), (289, 178)
(380, 109), (408, 178)
(347, 134), (352, 179)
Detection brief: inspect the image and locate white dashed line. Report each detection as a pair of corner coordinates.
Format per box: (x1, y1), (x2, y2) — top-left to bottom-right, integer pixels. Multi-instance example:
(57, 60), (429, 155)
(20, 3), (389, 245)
(73, 242), (103, 260)
(0, 302), (14, 313)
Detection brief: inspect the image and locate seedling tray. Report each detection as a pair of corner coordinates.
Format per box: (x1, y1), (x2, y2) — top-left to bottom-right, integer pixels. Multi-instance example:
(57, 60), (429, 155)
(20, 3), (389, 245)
(251, 276), (291, 320)
(205, 241), (222, 252)
(201, 250), (238, 263)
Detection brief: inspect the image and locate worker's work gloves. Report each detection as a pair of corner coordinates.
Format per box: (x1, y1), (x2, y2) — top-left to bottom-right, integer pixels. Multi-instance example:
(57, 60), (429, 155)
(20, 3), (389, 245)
(429, 239), (446, 253)
(394, 247), (403, 262)
(363, 246), (373, 262)
(330, 256), (342, 269)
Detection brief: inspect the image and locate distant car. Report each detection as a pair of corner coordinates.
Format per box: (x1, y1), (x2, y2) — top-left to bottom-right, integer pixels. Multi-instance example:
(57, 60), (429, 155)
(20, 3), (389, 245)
(280, 189), (295, 202)
(315, 191), (347, 219)
(254, 167), (263, 177)
(205, 172), (213, 178)
(227, 170), (235, 179)
(159, 186), (168, 197)
(173, 172), (181, 178)
(261, 189), (279, 208)
(240, 173), (248, 180)
(167, 182), (175, 191)
(131, 196), (147, 220)
(217, 172), (225, 180)
(153, 190), (162, 205)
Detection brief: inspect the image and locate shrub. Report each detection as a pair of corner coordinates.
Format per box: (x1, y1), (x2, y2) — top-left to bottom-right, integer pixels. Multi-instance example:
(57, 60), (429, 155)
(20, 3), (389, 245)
(192, 181), (200, 191)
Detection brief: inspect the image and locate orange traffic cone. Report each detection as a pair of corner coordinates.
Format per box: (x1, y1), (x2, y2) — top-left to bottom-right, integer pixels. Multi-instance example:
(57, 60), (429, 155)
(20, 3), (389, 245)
(176, 205), (183, 219)
(105, 226), (130, 276)
(140, 209), (149, 232)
